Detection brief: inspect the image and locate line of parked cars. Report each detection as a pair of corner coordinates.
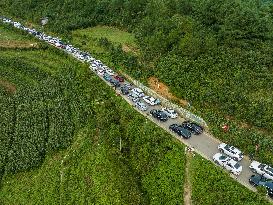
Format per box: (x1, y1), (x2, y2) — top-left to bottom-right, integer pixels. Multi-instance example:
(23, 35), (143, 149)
(212, 141), (273, 198)
(4, 17), (272, 198)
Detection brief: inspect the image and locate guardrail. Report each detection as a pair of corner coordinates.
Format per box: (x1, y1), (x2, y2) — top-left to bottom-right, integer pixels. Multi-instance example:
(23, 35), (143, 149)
(122, 73), (208, 128)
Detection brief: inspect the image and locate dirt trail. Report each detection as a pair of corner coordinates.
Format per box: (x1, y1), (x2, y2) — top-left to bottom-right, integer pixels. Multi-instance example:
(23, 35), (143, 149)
(184, 148), (193, 205)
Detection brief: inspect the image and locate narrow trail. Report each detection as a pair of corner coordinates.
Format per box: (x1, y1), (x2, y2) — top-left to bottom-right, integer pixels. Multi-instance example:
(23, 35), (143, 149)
(184, 147), (193, 205)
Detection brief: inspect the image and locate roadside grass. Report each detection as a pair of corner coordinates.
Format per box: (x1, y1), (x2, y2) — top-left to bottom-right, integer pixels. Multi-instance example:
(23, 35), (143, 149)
(190, 154), (270, 205)
(1, 24), (271, 205)
(0, 25), (38, 48)
(72, 26), (138, 55)
(0, 25), (186, 204)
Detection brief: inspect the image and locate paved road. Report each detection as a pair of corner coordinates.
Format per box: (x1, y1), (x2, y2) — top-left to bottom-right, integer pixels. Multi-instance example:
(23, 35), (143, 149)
(95, 73), (256, 191)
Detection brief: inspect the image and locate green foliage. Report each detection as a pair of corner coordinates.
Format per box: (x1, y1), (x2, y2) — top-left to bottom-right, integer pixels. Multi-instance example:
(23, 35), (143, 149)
(0, 25), (186, 204)
(257, 186), (268, 197)
(190, 155), (270, 205)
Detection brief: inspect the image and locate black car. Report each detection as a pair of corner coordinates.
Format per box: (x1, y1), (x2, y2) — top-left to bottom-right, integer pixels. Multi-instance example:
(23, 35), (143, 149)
(169, 124), (192, 139)
(249, 175), (273, 198)
(110, 78), (121, 87)
(120, 85), (130, 95)
(181, 121), (203, 135)
(150, 109), (168, 122)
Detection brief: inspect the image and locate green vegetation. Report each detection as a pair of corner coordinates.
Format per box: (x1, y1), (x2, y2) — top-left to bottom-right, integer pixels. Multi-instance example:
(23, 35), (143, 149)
(0, 25), (186, 204)
(74, 26), (136, 48)
(2, 0), (269, 165)
(1, 1), (273, 203)
(0, 24), (40, 48)
(190, 155), (270, 205)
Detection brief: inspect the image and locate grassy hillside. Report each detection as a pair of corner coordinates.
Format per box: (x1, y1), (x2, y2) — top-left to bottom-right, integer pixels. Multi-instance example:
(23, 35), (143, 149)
(190, 155), (270, 205)
(0, 21), (272, 205)
(1, 0), (273, 131)
(0, 24), (187, 204)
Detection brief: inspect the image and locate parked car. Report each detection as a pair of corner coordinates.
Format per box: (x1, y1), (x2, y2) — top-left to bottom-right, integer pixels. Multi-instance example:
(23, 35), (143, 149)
(97, 69), (105, 76)
(129, 88), (145, 98)
(181, 121), (203, 135)
(143, 96), (161, 106)
(169, 124), (191, 139)
(213, 153), (242, 175)
(120, 85), (130, 95)
(90, 64), (98, 71)
(134, 101), (148, 111)
(150, 109), (168, 122)
(162, 107), (178, 119)
(217, 143), (243, 161)
(249, 175), (273, 198)
(105, 69), (115, 76)
(103, 73), (112, 81)
(114, 75), (124, 82)
(123, 82), (133, 90)
(110, 78), (120, 87)
(249, 161), (273, 180)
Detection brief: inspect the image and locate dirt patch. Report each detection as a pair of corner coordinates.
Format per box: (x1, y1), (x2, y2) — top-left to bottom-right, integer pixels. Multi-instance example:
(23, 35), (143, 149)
(148, 77), (189, 107)
(0, 41), (38, 49)
(0, 79), (16, 94)
(122, 44), (139, 56)
(184, 150), (193, 205)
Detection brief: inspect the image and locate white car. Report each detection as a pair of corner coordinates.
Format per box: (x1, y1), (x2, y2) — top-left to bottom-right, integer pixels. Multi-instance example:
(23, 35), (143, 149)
(134, 101), (148, 111)
(217, 143), (243, 161)
(105, 69), (115, 76)
(129, 88), (145, 98)
(213, 153), (242, 175)
(143, 96), (161, 106)
(90, 64), (98, 71)
(249, 161), (273, 180)
(162, 107), (178, 118)
(97, 69), (105, 76)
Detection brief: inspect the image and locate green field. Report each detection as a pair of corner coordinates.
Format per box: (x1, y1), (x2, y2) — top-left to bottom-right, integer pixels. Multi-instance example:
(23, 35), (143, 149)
(0, 25), (186, 204)
(0, 23), (271, 204)
(190, 155), (270, 205)
(71, 26), (138, 56)
(0, 24), (39, 48)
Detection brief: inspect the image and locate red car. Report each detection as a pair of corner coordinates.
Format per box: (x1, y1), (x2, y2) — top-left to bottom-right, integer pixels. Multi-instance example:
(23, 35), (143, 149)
(114, 75), (124, 82)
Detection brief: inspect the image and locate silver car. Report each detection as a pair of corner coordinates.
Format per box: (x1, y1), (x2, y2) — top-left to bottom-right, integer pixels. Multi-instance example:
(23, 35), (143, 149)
(134, 101), (148, 111)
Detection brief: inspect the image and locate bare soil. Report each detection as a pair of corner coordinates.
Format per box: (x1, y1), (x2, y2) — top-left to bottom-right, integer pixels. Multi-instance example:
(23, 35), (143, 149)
(0, 41), (38, 49)
(0, 79), (16, 94)
(148, 76), (189, 107)
(184, 152), (193, 205)
(122, 44), (139, 56)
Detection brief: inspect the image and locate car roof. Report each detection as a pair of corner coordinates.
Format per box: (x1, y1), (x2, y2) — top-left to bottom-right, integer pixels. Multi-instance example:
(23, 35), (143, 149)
(133, 88), (143, 93)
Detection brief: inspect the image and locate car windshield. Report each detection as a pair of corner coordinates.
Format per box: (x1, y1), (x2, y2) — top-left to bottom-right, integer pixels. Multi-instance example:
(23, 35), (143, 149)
(266, 166), (273, 174)
(234, 163), (241, 169)
(219, 155), (227, 160)
(224, 144), (231, 150)
(258, 164), (266, 170)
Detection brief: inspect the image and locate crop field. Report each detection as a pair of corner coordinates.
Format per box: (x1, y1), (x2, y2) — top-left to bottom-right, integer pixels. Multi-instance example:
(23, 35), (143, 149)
(0, 25), (187, 204)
